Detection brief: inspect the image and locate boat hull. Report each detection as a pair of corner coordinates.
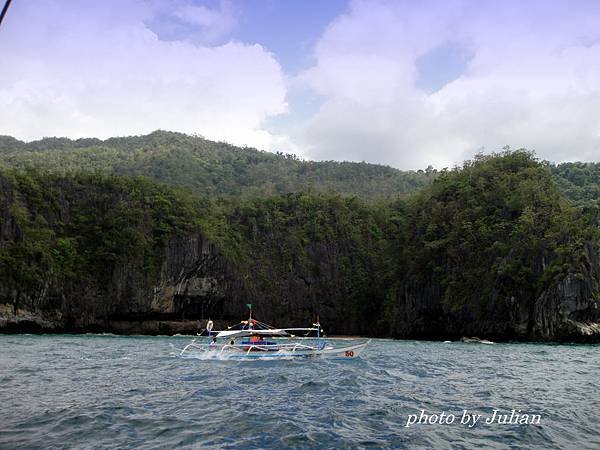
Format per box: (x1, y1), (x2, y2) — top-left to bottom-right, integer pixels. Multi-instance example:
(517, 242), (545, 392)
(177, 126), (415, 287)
(179, 340), (370, 360)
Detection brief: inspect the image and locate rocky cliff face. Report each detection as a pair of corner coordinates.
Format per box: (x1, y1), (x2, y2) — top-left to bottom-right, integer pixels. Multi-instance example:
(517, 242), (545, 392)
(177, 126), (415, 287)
(1, 168), (600, 341)
(2, 225), (600, 341)
(383, 243), (600, 342)
(0, 233), (231, 334)
(531, 244), (600, 341)
(0, 171), (241, 334)
(0, 171), (360, 335)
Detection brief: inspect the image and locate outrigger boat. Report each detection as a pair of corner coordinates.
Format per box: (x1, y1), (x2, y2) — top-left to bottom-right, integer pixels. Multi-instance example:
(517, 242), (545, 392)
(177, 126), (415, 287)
(179, 307), (369, 360)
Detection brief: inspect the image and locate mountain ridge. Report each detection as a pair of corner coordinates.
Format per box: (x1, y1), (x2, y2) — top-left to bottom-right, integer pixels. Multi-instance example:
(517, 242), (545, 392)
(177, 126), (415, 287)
(1, 130), (598, 207)
(0, 130), (437, 200)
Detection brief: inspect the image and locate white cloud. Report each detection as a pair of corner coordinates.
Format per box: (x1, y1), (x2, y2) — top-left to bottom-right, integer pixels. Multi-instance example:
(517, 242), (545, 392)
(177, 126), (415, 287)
(150, 0), (238, 45)
(294, 0), (600, 169)
(0, 0), (287, 151)
(3, 0), (600, 168)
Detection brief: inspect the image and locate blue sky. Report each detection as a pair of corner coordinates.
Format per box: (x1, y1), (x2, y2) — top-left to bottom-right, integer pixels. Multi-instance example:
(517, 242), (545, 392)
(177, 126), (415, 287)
(231, 0), (350, 74)
(1, 0), (600, 169)
(147, 0), (349, 73)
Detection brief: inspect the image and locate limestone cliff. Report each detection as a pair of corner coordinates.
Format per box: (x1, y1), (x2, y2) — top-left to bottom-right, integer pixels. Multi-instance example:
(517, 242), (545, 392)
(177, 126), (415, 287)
(1, 162), (600, 341)
(2, 224), (599, 341)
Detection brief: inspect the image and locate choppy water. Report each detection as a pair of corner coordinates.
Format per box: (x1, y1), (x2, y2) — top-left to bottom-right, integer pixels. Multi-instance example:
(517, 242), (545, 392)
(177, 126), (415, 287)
(0, 335), (598, 449)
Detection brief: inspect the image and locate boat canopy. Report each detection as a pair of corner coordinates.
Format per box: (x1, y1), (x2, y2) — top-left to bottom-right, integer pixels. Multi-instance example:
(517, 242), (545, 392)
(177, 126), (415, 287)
(216, 329), (288, 338)
(215, 327), (319, 339)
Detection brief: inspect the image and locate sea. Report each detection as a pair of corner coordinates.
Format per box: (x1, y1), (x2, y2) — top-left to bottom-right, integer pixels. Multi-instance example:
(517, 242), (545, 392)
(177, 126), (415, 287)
(0, 335), (598, 449)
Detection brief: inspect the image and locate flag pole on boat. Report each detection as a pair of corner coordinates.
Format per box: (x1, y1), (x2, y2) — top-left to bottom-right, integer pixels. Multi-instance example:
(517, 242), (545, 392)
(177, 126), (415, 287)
(315, 315), (320, 349)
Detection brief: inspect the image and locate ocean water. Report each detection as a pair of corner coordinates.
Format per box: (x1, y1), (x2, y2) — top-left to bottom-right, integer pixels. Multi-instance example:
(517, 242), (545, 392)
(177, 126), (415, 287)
(0, 335), (598, 449)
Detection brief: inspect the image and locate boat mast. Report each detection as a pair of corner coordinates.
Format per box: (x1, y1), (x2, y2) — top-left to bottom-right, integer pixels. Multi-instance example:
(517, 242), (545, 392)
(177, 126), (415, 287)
(316, 315), (320, 349)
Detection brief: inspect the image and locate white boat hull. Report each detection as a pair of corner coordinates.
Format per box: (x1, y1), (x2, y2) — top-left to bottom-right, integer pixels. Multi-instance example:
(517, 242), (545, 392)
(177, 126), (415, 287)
(179, 340), (370, 360)
(312, 341), (369, 359)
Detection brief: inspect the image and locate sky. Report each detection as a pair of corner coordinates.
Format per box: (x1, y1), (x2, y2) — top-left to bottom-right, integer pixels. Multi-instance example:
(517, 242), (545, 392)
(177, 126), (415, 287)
(1, 0), (600, 169)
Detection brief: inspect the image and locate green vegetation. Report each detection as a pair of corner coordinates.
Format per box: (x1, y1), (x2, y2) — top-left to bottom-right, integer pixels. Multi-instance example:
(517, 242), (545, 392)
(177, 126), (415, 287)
(549, 162), (600, 207)
(393, 152), (590, 317)
(0, 131), (436, 200)
(0, 169), (205, 306)
(0, 134), (598, 337)
(1, 132), (598, 206)
(219, 192), (394, 333)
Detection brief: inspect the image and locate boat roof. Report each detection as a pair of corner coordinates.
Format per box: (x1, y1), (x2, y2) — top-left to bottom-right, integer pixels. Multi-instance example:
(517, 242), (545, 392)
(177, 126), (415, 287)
(209, 316), (321, 339)
(215, 327), (319, 338)
(216, 329), (288, 338)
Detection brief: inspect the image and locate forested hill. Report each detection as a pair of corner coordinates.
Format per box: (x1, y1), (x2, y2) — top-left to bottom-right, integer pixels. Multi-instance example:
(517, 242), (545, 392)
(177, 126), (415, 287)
(2, 131), (599, 204)
(0, 131), (436, 199)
